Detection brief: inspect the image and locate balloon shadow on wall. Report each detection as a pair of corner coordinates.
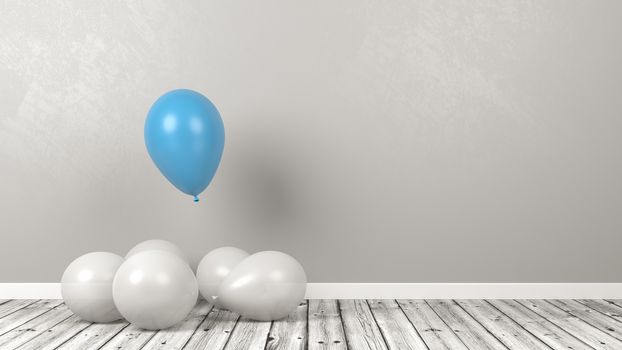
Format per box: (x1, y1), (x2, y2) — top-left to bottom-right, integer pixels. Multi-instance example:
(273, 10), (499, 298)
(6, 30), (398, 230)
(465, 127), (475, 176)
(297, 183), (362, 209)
(217, 130), (309, 245)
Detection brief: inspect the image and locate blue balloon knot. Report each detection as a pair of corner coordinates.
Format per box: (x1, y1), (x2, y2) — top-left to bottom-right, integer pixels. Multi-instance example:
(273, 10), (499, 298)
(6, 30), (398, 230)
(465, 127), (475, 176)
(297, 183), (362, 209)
(193, 195), (199, 203)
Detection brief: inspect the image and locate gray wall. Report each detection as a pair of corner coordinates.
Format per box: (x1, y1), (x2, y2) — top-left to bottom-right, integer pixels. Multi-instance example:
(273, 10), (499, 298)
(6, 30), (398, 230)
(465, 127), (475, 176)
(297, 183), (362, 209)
(1, 1), (621, 283)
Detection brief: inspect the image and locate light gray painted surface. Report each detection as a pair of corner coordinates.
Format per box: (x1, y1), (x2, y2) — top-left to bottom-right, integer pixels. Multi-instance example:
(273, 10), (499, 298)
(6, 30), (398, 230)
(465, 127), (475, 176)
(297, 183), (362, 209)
(1, 1), (621, 282)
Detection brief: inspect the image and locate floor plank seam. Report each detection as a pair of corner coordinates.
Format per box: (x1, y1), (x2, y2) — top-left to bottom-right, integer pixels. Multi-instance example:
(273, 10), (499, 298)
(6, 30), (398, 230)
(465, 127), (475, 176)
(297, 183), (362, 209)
(423, 300), (471, 350)
(20, 312), (76, 349)
(604, 300), (622, 309)
(483, 300), (555, 350)
(575, 299), (622, 325)
(262, 320), (275, 350)
(364, 299), (390, 350)
(219, 311), (241, 350)
(543, 299), (622, 343)
(0, 301), (60, 338)
(395, 299), (430, 350)
(304, 300), (309, 350)
(52, 321), (95, 350)
(335, 299), (350, 350)
(452, 300), (510, 350)
(0, 300), (40, 321)
(139, 329), (161, 350)
(513, 299), (599, 350)
(180, 311), (212, 350)
(94, 323), (131, 350)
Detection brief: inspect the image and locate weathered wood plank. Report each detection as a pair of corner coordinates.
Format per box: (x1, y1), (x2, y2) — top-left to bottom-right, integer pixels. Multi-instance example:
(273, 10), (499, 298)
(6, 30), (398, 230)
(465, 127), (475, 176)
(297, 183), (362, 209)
(517, 299), (622, 350)
(266, 300), (307, 350)
(426, 300), (505, 349)
(397, 299), (467, 350)
(183, 306), (239, 350)
(456, 299), (549, 349)
(368, 300), (427, 350)
(0, 300), (38, 319)
(0, 300), (9, 305)
(577, 299), (622, 323)
(605, 300), (622, 309)
(547, 299), (622, 341)
(488, 299), (588, 350)
(308, 299), (347, 350)
(222, 317), (272, 350)
(98, 323), (157, 350)
(16, 314), (91, 350)
(339, 299), (387, 350)
(56, 320), (128, 349)
(0, 299), (64, 336)
(0, 304), (73, 349)
(139, 301), (212, 349)
(2, 299), (621, 350)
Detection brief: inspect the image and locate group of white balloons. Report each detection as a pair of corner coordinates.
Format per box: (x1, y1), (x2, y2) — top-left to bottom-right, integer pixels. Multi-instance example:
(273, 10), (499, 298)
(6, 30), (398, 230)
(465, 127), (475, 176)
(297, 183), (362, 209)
(61, 239), (307, 330)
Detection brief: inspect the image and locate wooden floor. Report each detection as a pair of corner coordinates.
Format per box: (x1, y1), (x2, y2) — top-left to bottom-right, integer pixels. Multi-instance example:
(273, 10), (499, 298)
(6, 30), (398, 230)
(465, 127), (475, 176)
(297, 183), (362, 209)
(0, 300), (622, 349)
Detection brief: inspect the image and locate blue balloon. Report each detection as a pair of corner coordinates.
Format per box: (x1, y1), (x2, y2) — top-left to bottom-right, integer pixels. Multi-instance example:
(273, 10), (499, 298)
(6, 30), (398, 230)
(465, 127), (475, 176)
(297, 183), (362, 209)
(145, 89), (225, 201)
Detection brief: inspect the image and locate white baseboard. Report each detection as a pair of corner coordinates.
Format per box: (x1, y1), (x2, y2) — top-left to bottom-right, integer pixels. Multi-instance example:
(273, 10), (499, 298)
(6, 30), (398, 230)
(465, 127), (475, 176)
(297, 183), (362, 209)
(304, 283), (622, 299)
(0, 284), (62, 299)
(1, 283), (622, 300)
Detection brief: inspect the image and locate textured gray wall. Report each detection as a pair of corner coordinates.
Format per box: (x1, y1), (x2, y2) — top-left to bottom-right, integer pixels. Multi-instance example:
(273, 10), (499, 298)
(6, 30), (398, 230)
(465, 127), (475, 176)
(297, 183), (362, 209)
(1, 1), (621, 283)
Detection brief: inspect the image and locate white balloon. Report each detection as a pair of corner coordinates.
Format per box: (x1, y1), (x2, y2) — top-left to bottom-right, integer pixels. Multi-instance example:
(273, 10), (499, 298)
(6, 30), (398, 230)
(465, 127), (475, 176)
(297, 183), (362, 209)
(61, 252), (123, 323)
(112, 250), (198, 330)
(196, 247), (249, 306)
(218, 251), (307, 321)
(126, 239), (187, 263)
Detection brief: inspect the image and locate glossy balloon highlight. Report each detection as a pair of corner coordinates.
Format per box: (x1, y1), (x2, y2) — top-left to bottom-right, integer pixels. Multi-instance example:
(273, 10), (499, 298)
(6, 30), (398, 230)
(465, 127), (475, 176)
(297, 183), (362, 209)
(218, 251), (307, 321)
(61, 252), (124, 323)
(196, 247), (249, 306)
(145, 89), (225, 201)
(112, 251), (198, 330)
